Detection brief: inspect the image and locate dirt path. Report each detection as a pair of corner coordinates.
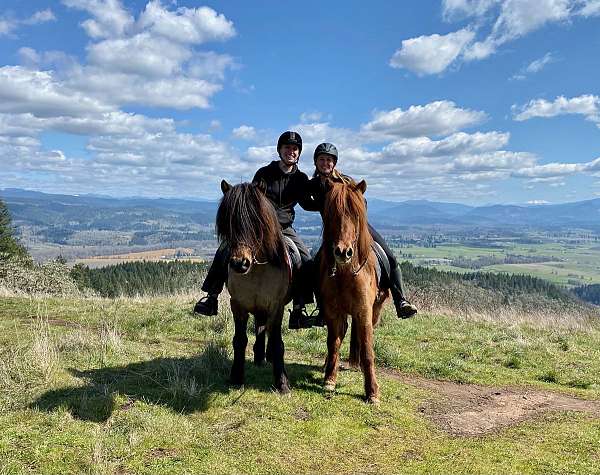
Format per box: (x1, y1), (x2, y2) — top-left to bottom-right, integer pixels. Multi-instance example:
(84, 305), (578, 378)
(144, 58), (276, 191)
(380, 367), (600, 436)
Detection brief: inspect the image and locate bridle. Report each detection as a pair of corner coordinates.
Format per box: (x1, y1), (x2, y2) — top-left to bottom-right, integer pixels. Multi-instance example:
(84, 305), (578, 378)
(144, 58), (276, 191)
(328, 233), (368, 278)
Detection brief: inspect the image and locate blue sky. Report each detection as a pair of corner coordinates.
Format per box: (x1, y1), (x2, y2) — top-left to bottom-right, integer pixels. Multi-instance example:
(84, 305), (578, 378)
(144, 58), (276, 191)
(1, 0), (599, 204)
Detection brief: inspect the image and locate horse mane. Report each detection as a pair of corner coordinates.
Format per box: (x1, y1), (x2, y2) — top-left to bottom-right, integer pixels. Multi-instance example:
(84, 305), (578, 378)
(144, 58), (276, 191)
(323, 180), (371, 265)
(216, 183), (286, 265)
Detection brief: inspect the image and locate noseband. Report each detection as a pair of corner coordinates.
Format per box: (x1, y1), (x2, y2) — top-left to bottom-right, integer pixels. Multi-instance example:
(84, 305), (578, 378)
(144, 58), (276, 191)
(328, 233), (368, 278)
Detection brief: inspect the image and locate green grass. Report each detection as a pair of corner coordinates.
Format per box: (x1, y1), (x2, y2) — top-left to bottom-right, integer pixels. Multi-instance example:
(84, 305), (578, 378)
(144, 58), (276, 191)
(1, 295), (600, 474)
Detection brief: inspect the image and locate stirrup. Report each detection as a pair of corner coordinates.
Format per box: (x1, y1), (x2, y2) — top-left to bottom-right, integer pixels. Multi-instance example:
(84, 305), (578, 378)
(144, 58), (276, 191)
(307, 307), (325, 327)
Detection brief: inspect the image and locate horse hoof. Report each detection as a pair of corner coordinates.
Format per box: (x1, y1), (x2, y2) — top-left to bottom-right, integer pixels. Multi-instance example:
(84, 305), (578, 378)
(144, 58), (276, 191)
(367, 396), (380, 405)
(324, 381), (336, 392)
(278, 385), (291, 396)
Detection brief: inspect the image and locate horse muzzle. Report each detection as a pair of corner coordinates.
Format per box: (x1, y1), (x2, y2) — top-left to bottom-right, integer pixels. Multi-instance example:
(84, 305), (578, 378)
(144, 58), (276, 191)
(230, 257), (251, 274)
(333, 245), (353, 264)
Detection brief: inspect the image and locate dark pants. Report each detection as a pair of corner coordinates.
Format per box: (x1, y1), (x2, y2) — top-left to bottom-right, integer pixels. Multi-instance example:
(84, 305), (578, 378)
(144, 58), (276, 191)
(367, 223), (406, 301)
(282, 226), (314, 306)
(201, 227), (314, 306)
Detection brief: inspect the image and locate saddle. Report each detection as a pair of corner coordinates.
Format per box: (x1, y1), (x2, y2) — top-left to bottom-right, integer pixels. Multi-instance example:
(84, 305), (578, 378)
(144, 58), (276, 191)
(371, 241), (391, 290)
(283, 236), (302, 283)
(283, 236), (302, 269)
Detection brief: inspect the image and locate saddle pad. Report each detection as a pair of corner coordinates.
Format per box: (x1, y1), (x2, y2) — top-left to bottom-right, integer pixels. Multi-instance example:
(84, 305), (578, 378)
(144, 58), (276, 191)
(371, 241), (390, 288)
(283, 236), (302, 269)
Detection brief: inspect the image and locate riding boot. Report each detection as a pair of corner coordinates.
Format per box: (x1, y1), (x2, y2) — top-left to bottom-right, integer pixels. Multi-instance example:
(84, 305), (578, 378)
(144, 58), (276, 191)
(193, 294), (218, 316)
(389, 266), (417, 319)
(194, 242), (229, 315)
(391, 287), (417, 319)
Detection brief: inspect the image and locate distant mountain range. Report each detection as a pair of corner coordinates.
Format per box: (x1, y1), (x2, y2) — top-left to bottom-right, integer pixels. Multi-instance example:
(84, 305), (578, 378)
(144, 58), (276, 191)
(2, 187), (600, 232)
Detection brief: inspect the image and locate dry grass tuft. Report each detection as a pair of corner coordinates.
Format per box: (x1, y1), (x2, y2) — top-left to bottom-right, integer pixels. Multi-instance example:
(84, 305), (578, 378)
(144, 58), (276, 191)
(408, 281), (599, 330)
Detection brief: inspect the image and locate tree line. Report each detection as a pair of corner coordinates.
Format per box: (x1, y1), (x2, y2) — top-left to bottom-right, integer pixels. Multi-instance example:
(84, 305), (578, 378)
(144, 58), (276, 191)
(70, 261), (210, 297)
(572, 284), (600, 305)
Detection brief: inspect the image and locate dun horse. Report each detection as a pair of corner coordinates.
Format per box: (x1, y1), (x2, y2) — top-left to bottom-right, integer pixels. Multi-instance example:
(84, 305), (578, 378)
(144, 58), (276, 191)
(318, 179), (389, 403)
(217, 180), (292, 393)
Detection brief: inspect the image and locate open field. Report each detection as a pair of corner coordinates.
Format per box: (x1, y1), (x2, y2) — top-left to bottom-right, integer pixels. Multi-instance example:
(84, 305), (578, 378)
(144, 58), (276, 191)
(74, 248), (205, 269)
(1, 294), (599, 474)
(398, 242), (600, 287)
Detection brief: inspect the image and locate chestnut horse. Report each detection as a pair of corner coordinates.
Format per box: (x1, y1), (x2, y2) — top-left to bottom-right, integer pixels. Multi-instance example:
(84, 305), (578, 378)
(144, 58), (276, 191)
(217, 180), (292, 393)
(318, 179), (389, 403)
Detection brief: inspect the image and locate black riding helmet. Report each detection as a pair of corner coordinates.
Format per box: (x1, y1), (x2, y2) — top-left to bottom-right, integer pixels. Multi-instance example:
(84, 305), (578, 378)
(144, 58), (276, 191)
(277, 131), (302, 155)
(313, 142), (338, 164)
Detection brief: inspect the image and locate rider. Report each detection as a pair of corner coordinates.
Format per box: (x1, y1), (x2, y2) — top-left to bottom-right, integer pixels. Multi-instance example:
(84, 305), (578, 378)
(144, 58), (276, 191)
(194, 131), (317, 329)
(304, 142), (418, 319)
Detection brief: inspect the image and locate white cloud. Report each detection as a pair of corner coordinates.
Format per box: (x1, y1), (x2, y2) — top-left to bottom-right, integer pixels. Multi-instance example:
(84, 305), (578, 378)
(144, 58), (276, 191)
(300, 111), (324, 123)
(389, 28), (475, 75)
(527, 199), (551, 204)
(62, 0), (134, 39)
(382, 131), (509, 158)
(0, 19), (16, 36)
(442, 0), (500, 20)
(0, 66), (111, 118)
(526, 52), (555, 73)
(54, 2), (237, 110)
(576, 0), (600, 16)
(232, 125), (256, 140)
(513, 94), (599, 123)
(464, 0), (572, 61)
(87, 33), (191, 77)
(511, 52), (556, 80)
(0, 9), (56, 36)
(512, 157), (600, 178)
(362, 101), (487, 138)
(401, 0), (593, 73)
(23, 9), (57, 25)
(187, 51), (236, 80)
(137, 1), (235, 44)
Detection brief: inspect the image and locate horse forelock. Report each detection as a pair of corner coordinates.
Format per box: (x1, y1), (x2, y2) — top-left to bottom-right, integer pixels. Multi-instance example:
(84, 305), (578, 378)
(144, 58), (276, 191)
(216, 183), (285, 264)
(323, 181), (371, 264)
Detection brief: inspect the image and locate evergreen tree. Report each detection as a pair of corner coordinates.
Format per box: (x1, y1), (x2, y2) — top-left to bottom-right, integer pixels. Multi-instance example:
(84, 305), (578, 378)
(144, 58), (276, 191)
(0, 199), (28, 260)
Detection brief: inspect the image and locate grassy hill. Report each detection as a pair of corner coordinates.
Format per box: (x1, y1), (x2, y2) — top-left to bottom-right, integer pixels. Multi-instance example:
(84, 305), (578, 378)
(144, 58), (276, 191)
(1, 290), (599, 474)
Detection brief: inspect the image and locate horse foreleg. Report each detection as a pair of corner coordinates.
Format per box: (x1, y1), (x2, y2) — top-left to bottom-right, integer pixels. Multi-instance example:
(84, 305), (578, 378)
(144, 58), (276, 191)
(268, 310), (290, 394)
(356, 315), (379, 404)
(349, 323), (360, 369)
(230, 302), (249, 387)
(324, 316), (347, 392)
(253, 314), (267, 366)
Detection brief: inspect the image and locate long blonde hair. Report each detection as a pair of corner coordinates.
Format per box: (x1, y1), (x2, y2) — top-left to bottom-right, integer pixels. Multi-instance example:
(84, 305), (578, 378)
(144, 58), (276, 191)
(314, 167), (352, 184)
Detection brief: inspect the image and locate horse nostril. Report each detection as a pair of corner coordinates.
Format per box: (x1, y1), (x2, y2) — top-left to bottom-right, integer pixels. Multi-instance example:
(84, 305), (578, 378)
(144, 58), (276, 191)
(334, 247), (343, 257)
(346, 248), (353, 258)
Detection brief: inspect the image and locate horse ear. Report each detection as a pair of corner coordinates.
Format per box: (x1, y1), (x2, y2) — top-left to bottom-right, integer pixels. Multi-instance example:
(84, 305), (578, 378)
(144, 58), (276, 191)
(221, 180), (232, 195)
(323, 177), (333, 192)
(254, 178), (267, 194)
(356, 180), (367, 194)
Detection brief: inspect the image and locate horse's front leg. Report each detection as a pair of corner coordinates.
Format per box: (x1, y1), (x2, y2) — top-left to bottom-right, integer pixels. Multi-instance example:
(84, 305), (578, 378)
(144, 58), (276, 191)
(355, 312), (379, 404)
(268, 309), (290, 394)
(253, 314), (267, 366)
(230, 300), (249, 387)
(324, 314), (348, 392)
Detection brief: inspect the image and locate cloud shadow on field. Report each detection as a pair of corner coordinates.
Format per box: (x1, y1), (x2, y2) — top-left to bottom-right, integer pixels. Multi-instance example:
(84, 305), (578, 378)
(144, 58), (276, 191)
(30, 345), (323, 423)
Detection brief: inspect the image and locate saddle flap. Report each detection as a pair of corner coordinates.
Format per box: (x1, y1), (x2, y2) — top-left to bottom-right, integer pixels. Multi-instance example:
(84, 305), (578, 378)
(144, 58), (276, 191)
(283, 236), (302, 269)
(371, 241), (391, 288)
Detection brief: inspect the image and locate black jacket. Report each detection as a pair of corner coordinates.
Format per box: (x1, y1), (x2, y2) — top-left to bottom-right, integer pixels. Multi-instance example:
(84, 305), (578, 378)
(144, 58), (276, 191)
(303, 174), (359, 215)
(252, 161), (311, 229)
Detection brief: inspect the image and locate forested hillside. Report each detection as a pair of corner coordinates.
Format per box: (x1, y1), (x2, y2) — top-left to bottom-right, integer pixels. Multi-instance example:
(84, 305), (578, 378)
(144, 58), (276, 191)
(573, 284), (600, 305)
